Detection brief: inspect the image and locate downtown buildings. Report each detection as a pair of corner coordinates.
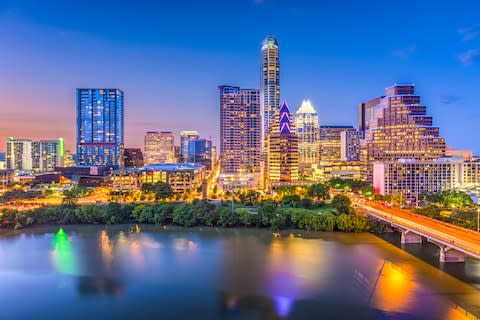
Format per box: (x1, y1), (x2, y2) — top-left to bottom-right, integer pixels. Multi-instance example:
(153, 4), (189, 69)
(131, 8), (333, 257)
(295, 100), (320, 167)
(219, 85), (261, 190)
(180, 131), (200, 163)
(76, 88), (124, 167)
(261, 36), (280, 140)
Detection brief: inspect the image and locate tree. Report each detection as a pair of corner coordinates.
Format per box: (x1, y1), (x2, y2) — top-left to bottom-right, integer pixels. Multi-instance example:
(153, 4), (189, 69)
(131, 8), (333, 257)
(173, 204), (197, 227)
(331, 195), (351, 214)
(307, 183), (330, 200)
(216, 206), (237, 227)
(282, 194), (301, 207)
(239, 190), (261, 206)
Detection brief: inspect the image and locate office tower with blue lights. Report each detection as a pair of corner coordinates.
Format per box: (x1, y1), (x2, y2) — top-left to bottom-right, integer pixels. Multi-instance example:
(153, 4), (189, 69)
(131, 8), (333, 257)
(261, 35), (280, 141)
(180, 131), (200, 163)
(76, 89), (124, 168)
(188, 138), (212, 170)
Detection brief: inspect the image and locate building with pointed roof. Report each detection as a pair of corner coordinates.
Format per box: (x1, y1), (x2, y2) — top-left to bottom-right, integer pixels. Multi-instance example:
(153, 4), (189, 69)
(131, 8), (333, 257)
(295, 100), (320, 166)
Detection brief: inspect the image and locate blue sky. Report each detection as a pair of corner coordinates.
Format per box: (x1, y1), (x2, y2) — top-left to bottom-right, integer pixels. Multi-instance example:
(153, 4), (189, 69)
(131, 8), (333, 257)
(0, 0), (479, 153)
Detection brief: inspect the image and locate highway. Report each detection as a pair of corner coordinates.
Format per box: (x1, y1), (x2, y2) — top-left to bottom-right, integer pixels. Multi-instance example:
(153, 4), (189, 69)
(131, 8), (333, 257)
(351, 196), (480, 259)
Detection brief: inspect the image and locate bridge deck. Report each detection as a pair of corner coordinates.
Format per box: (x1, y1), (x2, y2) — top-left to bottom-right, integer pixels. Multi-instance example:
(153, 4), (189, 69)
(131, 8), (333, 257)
(353, 199), (480, 260)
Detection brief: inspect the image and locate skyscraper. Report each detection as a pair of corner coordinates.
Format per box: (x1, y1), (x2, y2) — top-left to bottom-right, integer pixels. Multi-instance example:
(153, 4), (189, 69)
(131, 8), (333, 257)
(180, 131), (200, 163)
(144, 131), (175, 165)
(76, 88), (124, 167)
(261, 35), (280, 141)
(219, 86), (261, 188)
(363, 84), (446, 182)
(295, 100), (320, 166)
(267, 102), (299, 186)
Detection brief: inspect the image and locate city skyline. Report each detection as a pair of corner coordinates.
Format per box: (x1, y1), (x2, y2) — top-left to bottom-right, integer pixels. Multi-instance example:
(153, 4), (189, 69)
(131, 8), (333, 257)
(0, 1), (479, 154)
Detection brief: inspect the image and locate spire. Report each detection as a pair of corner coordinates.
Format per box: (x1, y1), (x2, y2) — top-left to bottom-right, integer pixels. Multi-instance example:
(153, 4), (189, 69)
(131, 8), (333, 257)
(279, 102), (292, 135)
(296, 99), (316, 114)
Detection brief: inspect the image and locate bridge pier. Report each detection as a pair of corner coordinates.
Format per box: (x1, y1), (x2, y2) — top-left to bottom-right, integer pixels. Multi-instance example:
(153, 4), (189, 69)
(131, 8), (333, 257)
(439, 247), (465, 263)
(400, 230), (422, 244)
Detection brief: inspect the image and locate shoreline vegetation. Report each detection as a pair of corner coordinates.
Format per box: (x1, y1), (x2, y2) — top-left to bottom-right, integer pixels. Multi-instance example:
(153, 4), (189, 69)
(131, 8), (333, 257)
(0, 197), (384, 233)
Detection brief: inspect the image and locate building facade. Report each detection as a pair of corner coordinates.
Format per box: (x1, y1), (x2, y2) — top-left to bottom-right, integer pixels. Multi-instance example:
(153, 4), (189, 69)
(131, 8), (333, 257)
(319, 126), (356, 162)
(6, 137), (32, 172)
(180, 131), (200, 163)
(32, 139), (64, 172)
(219, 86), (261, 177)
(373, 157), (480, 203)
(124, 148), (144, 168)
(76, 88), (124, 167)
(362, 84), (446, 182)
(295, 100), (320, 166)
(187, 138), (212, 170)
(260, 35), (280, 141)
(267, 102), (298, 186)
(340, 130), (361, 161)
(144, 131), (175, 165)
(0, 169), (14, 189)
(141, 163), (205, 194)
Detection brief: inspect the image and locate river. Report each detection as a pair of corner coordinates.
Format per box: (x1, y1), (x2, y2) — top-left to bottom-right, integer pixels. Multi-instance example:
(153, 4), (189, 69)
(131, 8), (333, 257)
(0, 225), (478, 319)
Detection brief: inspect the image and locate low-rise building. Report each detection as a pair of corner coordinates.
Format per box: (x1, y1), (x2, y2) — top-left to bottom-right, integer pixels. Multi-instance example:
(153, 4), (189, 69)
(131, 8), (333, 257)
(141, 163), (205, 194)
(0, 169), (14, 189)
(373, 157), (480, 203)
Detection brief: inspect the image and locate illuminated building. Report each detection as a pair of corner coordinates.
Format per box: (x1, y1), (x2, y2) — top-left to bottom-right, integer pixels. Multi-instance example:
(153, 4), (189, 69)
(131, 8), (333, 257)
(219, 85), (261, 189)
(311, 161), (362, 181)
(63, 150), (75, 167)
(32, 139), (64, 172)
(180, 131), (200, 163)
(187, 138), (212, 170)
(445, 148), (473, 161)
(362, 84), (446, 182)
(373, 157), (480, 203)
(110, 171), (141, 191)
(0, 152), (5, 169)
(123, 148), (144, 168)
(340, 130), (360, 161)
(295, 100), (320, 166)
(140, 163), (205, 194)
(0, 169), (14, 189)
(266, 102), (298, 186)
(6, 137), (32, 172)
(261, 35), (280, 141)
(76, 88), (124, 168)
(319, 126), (356, 161)
(144, 131), (175, 165)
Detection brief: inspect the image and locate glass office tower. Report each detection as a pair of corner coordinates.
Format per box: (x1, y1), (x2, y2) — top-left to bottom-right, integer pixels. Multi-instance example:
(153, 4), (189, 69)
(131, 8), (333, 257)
(76, 89), (124, 167)
(261, 35), (280, 142)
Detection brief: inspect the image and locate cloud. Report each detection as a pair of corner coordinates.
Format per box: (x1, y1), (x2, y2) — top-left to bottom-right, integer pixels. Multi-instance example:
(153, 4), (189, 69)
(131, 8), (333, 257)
(458, 25), (480, 41)
(458, 49), (480, 66)
(392, 44), (416, 59)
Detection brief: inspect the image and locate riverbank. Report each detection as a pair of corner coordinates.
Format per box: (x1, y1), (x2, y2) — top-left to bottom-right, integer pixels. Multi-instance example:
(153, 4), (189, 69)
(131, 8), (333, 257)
(0, 200), (382, 233)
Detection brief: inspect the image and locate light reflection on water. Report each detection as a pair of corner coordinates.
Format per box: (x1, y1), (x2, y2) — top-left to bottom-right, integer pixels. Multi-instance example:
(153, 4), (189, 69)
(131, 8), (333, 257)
(0, 226), (478, 320)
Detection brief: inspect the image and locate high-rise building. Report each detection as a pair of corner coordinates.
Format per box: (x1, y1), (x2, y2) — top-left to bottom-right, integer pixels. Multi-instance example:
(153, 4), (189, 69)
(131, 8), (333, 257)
(219, 86), (261, 188)
(340, 130), (361, 161)
(188, 138), (212, 170)
(144, 131), (175, 165)
(363, 84), (446, 182)
(295, 100), (320, 166)
(124, 148), (144, 168)
(180, 131), (200, 162)
(32, 139), (64, 172)
(76, 88), (124, 167)
(319, 126), (356, 162)
(6, 137), (32, 172)
(261, 35), (280, 141)
(267, 102), (298, 186)
(63, 150), (75, 167)
(0, 152), (5, 170)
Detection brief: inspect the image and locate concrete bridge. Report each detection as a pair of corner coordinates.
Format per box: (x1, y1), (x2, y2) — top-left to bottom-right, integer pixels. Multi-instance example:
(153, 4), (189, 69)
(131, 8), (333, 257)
(353, 199), (480, 263)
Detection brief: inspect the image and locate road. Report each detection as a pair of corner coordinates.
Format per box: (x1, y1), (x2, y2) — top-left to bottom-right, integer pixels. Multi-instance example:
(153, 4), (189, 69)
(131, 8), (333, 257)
(351, 196), (480, 258)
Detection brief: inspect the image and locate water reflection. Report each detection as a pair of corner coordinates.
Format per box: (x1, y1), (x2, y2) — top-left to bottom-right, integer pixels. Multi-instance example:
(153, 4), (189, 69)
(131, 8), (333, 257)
(0, 226), (478, 319)
(51, 228), (79, 275)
